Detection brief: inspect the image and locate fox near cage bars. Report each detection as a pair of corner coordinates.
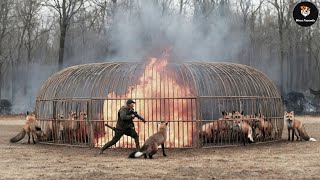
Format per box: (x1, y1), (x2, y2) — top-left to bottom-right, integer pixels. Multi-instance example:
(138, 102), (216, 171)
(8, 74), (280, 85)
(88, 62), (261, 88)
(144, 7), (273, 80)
(35, 59), (284, 148)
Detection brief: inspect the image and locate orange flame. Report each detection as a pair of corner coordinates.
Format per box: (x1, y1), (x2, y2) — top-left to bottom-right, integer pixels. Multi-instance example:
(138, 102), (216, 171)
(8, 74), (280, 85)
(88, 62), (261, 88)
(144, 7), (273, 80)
(99, 55), (196, 148)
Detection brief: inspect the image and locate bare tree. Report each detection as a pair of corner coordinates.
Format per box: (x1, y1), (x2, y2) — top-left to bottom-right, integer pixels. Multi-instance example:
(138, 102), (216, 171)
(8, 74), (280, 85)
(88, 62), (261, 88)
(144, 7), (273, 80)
(239, 0), (250, 31)
(0, 0), (319, 113)
(43, 0), (84, 70)
(0, 0), (14, 99)
(92, 0), (110, 34)
(239, 0), (264, 33)
(268, 0), (286, 93)
(153, 0), (174, 16)
(193, 0), (216, 19)
(238, 0), (264, 65)
(15, 0), (42, 96)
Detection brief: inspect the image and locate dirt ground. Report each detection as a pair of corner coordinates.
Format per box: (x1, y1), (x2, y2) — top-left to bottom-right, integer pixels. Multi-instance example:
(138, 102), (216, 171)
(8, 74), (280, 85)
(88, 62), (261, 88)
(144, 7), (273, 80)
(1, 116), (320, 179)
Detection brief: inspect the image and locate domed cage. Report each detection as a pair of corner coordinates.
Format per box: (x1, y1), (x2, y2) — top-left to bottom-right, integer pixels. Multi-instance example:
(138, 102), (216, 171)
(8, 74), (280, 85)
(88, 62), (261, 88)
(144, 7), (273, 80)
(35, 59), (284, 148)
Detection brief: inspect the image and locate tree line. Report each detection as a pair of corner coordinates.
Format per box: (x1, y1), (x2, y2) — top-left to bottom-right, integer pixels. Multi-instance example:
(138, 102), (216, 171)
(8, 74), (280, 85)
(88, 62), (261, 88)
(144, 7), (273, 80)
(0, 0), (319, 112)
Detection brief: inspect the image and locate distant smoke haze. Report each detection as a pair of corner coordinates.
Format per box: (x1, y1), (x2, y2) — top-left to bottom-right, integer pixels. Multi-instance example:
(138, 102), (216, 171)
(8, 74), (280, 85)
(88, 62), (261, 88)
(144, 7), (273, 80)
(108, 1), (247, 62)
(6, 63), (56, 113)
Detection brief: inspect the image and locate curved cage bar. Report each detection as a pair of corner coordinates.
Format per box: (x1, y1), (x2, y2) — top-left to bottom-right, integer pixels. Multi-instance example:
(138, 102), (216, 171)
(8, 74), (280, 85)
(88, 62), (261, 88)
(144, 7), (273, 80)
(35, 60), (283, 148)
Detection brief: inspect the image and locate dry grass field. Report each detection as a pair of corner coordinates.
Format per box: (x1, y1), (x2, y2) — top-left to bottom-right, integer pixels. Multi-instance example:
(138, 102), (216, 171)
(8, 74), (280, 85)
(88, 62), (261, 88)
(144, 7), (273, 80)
(1, 115), (319, 179)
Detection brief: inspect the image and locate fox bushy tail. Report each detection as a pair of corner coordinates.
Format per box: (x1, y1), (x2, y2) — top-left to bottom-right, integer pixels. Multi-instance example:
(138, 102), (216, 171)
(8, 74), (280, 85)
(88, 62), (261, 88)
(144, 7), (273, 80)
(300, 126), (316, 142)
(128, 145), (147, 158)
(10, 129), (26, 143)
(128, 151), (144, 158)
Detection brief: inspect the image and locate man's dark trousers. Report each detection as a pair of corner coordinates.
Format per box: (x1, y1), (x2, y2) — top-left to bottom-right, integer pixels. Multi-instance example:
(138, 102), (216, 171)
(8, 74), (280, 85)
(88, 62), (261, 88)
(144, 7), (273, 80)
(100, 127), (140, 152)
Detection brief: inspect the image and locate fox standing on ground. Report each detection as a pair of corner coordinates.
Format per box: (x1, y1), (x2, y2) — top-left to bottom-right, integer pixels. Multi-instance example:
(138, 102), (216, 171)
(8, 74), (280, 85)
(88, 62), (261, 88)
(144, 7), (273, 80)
(285, 111), (316, 142)
(255, 112), (273, 140)
(129, 122), (169, 159)
(233, 111), (254, 145)
(10, 112), (46, 144)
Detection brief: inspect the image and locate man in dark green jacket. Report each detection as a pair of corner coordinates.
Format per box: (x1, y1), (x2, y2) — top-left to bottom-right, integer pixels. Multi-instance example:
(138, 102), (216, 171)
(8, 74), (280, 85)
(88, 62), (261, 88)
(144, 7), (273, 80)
(99, 99), (145, 154)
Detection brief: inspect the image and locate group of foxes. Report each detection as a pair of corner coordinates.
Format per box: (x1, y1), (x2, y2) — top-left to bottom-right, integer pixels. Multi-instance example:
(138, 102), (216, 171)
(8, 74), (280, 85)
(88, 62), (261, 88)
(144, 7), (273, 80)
(10, 111), (170, 159)
(10, 111), (91, 144)
(10, 110), (315, 159)
(56, 111), (89, 143)
(200, 111), (276, 145)
(200, 111), (316, 146)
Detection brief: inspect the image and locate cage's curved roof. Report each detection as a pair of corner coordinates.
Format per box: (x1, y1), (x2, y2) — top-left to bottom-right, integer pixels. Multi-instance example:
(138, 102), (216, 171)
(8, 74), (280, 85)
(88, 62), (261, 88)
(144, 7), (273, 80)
(36, 62), (281, 100)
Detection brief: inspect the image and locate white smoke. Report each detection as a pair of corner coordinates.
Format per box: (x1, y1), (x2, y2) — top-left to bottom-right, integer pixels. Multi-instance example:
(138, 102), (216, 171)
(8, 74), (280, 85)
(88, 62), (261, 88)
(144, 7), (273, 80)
(10, 63), (57, 113)
(108, 0), (248, 62)
(4, 0), (252, 114)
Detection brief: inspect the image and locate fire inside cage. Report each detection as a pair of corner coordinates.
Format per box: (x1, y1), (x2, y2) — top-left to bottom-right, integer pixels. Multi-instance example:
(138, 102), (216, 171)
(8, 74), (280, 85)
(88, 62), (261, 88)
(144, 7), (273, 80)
(35, 59), (284, 148)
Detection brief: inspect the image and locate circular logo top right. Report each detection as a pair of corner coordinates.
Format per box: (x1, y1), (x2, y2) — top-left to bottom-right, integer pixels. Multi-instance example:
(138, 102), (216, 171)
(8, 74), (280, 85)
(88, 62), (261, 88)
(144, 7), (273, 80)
(293, 1), (318, 27)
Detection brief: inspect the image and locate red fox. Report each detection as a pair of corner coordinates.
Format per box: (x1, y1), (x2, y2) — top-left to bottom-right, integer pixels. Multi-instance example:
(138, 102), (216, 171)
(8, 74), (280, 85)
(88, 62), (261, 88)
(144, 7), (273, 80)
(58, 111), (78, 142)
(255, 113), (273, 140)
(78, 111), (88, 142)
(10, 112), (46, 144)
(233, 111), (254, 145)
(128, 122), (169, 159)
(285, 111), (316, 142)
(200, 111), (232, 143)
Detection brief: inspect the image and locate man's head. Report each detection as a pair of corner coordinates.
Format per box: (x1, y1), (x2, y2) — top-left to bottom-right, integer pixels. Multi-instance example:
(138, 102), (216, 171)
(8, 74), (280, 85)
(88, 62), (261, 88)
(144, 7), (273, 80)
(126, 99), (136, 109)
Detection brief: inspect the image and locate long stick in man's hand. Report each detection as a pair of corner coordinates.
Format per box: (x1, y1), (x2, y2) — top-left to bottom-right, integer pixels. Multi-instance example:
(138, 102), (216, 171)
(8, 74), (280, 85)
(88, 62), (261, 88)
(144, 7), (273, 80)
(105, 124), (117, 131)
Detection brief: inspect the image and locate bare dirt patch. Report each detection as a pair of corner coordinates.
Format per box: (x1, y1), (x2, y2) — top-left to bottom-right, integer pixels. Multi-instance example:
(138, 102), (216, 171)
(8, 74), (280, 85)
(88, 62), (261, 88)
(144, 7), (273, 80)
(1, 116), (320, 179)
